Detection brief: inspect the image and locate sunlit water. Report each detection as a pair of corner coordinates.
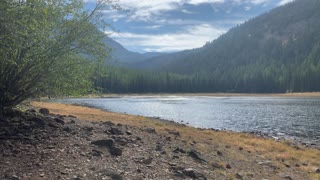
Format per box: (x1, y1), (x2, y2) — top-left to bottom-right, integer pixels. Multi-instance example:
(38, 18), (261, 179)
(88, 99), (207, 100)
(54, 96), (320, 144)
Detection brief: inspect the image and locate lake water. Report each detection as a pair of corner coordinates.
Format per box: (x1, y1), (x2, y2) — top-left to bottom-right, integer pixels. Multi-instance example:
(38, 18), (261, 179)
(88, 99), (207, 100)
(54, 96), (320, 145)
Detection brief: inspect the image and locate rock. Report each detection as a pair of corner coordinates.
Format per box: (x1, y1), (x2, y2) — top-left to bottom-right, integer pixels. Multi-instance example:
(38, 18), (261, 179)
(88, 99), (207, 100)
(27, 108), (37, 113)
(173, 147), (186, 154)
(211, 163), (224, 169)
(39, 108), (49, 115)
(83, 127), (93, 132)
(8, 175), (20, 180)
(114, 137), (128, 146)
(235, 173), (243, 179)
(316, 168), (320, 173)
(91, 139), (114, 148)
(68, 115), (77, 118)
(258, 160), (272, 165)
(98, 169), (123, 180)
(109, 146), (122, 156)
(126, 131), (132, 135)
(141, 158), (153, 164)
(91, 149), (103, 157)
(183, 168), (207, 179)
(155, 144), (162, 151)
(54, 117), (65, 125)
(109, 127), (123, 135)
(168, 130), (180, 136)
(283, 175), (293, 180)
(217, 151), (223, 156)
(63, 127), (72, 133)
(102, 121), (115, 126)
(239, 147), (243, 151)
(145, 128), (156, 134)
(226, 164), (232, 169)
(29, 116), (46, 126)
(188, 150), (206, 162)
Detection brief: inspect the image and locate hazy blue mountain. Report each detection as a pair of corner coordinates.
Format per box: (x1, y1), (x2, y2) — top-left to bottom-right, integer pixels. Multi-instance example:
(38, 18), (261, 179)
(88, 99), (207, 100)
(103, 37), (164, 66)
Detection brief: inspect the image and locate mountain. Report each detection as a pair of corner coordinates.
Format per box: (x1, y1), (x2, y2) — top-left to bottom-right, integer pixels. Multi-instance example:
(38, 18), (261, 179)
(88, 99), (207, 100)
(132, 0), (320, 92)
(103, 37), (164, 67)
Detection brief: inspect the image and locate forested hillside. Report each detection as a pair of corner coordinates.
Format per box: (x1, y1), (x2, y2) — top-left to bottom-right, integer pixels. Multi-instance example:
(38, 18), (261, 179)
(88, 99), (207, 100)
(98, 0), (320, 93)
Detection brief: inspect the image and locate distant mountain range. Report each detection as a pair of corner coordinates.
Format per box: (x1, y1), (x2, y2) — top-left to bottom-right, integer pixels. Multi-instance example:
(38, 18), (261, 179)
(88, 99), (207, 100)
(103, 37), (164, 67)
(101, 0), (320, 93)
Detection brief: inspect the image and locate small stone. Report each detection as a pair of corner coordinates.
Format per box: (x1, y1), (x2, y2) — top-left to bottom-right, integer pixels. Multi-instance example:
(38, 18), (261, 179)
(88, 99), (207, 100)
(141, 158), (152, 164)
(68, 115), (77, 118)
(91, 149), (103, 157)
(226, 164), (232, 169)
(10, 175), (20, 180)
(239, 147), (243, 151)
(212, 163), (224, 169)
(63, 127), (72, 133)
(145, 128), (156, 133)
(54, 117), (65, 125)
(39, 108), (49, 115)
(109, 146), (122, 156)
(217, 151), (223, 156)
(235, 173), (243, 179)
(316, 168), (320, 173)
(169, 162), (177, 166)
(126, 131), (132, 135)
(183, 168), (207, 179)
(188, 150), (206, 162)
(91, 139), (114, 148)
(109, 127), (123, 135)
(173, 147), (186, 154)
(102, 121), (115, 126)
(283, 175), (293, 180)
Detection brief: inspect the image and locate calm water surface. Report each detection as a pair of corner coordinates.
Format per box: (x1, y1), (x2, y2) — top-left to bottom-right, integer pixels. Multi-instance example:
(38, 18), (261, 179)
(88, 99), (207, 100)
(55, 96), (320, 144)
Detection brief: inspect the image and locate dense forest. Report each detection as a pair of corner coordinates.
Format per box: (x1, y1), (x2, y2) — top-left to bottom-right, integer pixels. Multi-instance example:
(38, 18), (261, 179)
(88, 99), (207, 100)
(98, 0), (320, 93)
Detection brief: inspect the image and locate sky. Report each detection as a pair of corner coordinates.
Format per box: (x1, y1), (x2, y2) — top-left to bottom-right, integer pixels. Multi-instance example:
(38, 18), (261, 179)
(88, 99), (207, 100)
(84, 0), (294, 53)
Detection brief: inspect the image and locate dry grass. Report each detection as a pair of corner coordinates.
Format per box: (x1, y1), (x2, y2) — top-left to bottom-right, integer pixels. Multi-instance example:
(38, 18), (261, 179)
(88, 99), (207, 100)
(32, 101), (320, 179)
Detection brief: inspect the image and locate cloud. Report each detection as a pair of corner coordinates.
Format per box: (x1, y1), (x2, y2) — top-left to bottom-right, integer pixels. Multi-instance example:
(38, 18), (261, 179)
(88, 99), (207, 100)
(86, 0), (225, 22)
(106, 24), (226, 52)
(277, 0), (294, 6)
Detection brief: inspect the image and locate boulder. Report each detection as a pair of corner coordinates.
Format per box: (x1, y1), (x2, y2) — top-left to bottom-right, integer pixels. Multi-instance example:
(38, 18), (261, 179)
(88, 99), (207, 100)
(109, 127), (123, 135)
(91, 139), (114, 148)
(39, 108), (49, 115)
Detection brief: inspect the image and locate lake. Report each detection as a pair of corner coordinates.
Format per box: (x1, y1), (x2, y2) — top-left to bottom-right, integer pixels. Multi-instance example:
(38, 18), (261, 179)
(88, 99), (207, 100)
(54, 96), (320, 145)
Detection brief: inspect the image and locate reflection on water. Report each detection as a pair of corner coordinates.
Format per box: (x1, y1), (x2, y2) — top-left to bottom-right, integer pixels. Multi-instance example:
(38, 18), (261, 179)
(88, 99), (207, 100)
(54, 96), (320, 144)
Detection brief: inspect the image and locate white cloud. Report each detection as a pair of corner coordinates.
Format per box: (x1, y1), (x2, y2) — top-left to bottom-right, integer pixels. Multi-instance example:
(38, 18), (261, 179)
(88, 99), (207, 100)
(277, 0), (294, 6)
(106, 24), (226, 52)
(86, 0), (225, 21)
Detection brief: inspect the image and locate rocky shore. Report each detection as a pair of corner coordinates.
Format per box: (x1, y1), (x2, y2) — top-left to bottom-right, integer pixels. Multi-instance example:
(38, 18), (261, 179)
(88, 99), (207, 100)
(0, 103), (319, 179)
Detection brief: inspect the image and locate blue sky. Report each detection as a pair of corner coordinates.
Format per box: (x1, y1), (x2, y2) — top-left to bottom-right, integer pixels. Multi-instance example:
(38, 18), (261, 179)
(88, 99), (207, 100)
(85, 0), (294, 53)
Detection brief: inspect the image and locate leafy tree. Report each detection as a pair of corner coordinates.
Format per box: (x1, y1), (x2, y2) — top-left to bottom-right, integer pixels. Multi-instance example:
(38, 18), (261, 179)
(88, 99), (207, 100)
(0, 0), (111, 112)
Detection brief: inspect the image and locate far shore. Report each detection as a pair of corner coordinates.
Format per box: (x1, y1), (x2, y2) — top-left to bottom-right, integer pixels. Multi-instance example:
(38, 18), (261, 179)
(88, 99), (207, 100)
(98, 92), (320, 98)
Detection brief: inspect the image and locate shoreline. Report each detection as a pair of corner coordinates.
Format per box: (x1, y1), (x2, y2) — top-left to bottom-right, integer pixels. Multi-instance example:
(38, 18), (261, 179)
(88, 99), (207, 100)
(99, 92), (320, 98)
(30, 101), (320, 179)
